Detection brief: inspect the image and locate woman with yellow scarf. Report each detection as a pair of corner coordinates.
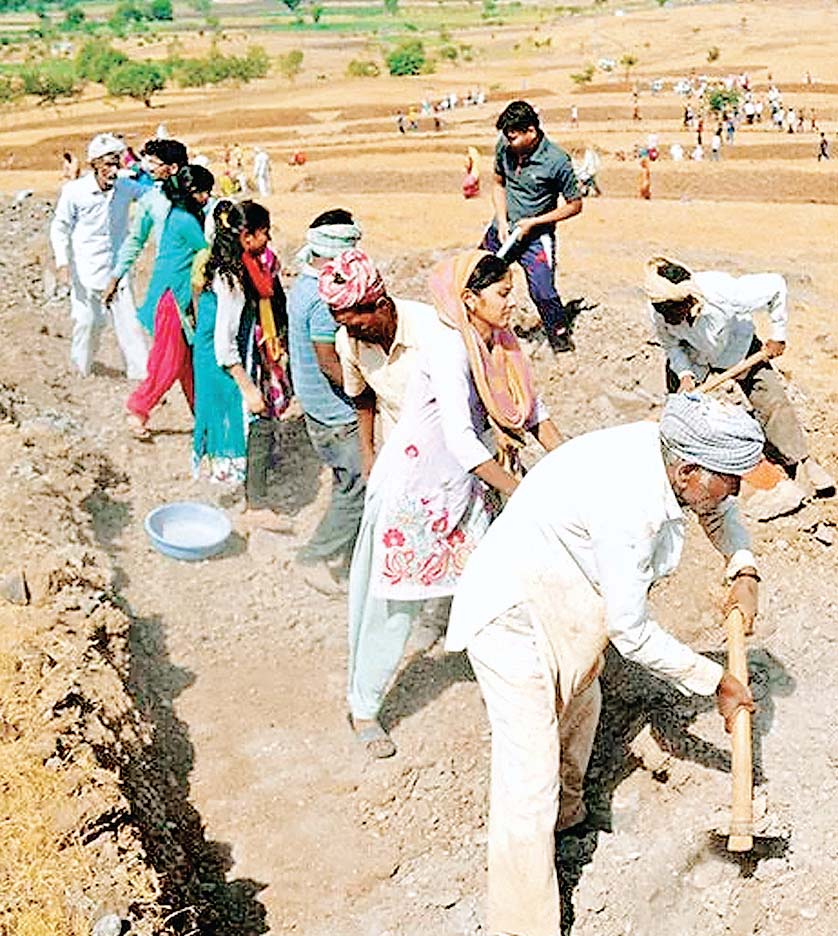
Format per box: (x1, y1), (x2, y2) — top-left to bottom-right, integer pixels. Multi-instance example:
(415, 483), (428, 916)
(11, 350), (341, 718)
(341, 248), (562, 758)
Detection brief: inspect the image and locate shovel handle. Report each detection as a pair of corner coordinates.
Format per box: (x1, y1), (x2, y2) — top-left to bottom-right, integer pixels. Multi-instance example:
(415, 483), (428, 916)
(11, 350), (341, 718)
(725, 607), (754, 852)
(697, 349), (771, 394)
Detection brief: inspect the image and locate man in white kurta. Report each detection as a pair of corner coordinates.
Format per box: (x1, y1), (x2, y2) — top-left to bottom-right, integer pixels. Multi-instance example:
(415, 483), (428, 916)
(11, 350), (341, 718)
(334, 294), (441, 474)
(50, 133), (149, 379)
(645, 255), (833, 491)
(447, 394), (761, 936)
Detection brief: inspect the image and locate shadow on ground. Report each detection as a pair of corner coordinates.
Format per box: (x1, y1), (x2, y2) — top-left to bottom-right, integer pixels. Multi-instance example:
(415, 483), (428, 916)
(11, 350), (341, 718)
(556, 645), (794, 934)
(82, 451), (269, 934)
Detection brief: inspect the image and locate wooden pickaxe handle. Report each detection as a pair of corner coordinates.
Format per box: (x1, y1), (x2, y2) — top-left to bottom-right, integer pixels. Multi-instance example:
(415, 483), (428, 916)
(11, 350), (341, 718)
(725, 607), (754, 852)
(697, 348), (771, 394)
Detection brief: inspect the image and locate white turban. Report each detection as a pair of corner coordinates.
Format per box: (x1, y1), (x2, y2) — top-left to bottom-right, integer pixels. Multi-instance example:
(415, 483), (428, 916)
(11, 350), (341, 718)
(296, 221), (362, 266)
(87, 133), (125, 162)
(660, 393), (764, 475)
(644, 255), (703, 304)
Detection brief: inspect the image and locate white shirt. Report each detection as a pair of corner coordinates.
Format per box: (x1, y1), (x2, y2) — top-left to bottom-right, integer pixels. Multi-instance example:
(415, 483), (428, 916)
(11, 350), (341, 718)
(447, 421), (754, 696)
(212, 274), (247, 368)
(336, 298), (438, 438)
(651, 270), (788, 380)
(253, 151), (270, 177)
(50, 173), (145, 290)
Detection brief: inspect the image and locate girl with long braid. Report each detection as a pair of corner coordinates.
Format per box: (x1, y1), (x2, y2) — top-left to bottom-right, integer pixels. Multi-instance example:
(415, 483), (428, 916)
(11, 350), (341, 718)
(192, 200), (292, 529)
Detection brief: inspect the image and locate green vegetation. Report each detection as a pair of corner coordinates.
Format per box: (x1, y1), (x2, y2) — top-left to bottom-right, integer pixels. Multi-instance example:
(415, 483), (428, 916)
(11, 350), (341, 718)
(19, 59), (82, 103)
(347, 57), (380, 77)
(277, 47), (302, 79)
(570, 62), (594, 86)
(170, 44), (271, 87)
(705, 86), (739, 114)
(106, 58), (164, 104)
(75, 38), (127, 82)
(386, 38), (428, 75)
(620, 52), (637, 83)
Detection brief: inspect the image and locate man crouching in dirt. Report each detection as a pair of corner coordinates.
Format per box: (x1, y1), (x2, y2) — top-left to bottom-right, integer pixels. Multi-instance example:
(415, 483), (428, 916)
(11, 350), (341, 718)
(645, 255), (834, 494)
(446, 393), (759, 936)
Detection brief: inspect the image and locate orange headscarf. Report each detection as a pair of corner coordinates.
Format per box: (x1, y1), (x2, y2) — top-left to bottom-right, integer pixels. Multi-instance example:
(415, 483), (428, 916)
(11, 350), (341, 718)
(428, 250), (537, 468)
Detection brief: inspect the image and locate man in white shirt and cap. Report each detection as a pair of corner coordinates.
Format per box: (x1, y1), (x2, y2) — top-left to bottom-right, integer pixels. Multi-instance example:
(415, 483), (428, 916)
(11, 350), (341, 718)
(447, 393), (760, 936)
(50, 133), (149, 380)
(645, 256), (833, 493)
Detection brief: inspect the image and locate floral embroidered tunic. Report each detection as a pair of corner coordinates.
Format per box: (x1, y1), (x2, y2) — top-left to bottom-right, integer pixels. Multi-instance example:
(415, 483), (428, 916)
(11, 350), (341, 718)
(364, 321), (548, 601)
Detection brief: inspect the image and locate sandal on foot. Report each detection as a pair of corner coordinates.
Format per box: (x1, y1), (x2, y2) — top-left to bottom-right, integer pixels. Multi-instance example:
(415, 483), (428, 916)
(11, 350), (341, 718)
(351, 718), (396, 759)
(126, 412), (151, 441)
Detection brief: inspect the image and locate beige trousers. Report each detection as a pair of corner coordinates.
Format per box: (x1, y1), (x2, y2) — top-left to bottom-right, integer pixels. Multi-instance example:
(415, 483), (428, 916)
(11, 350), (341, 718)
(468, 603), (602, 936)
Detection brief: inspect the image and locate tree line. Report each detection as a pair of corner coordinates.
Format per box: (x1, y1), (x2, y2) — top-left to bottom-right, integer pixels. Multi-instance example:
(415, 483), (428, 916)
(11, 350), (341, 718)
(0, 38), (272, 105)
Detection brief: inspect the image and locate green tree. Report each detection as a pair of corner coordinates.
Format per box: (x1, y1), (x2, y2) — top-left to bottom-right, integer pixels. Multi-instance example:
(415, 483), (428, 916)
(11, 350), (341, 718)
(310, 3), (323, 23)
(75, 39), (127, 82)
(620, 52), (637, 84)
(705, 86), (739, 114)
(149, 0), (173, 20)
(278, 48), (303, 80)
(19, 60), (83, 103)
(384, 0), (398, 13)
(570, 63), (594, 86)
(106, 60), (165, 105)
(60, 5), (85, 31)
(280, 0), (304, 10)
(386, 39), (425, 76)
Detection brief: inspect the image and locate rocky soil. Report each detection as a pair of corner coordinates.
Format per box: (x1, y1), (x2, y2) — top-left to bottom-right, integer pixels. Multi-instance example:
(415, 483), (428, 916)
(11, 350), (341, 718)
(1, 190), (836, 936)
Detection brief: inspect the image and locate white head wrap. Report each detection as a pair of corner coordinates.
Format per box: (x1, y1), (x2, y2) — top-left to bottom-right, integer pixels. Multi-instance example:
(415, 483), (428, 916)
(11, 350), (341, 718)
(660, 393), (764, 475)
(644, 255), (703, 304)
(87, 133), (125, 163)
(296, 221), (362, 266)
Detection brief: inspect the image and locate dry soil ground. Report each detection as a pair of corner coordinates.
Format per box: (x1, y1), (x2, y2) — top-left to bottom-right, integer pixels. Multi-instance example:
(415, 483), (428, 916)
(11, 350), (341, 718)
(1, 2), (837, 934)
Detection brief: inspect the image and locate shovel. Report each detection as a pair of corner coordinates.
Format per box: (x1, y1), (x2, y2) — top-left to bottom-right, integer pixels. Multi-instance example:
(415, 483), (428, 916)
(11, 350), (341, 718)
(725, 606), (753, 852)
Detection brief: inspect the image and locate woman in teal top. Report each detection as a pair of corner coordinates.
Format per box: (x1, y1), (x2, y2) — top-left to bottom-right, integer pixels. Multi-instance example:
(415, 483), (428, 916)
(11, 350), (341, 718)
(136, 165), (213, 336)
(191, 200), (247, 484)
(126, 165), (214, 439)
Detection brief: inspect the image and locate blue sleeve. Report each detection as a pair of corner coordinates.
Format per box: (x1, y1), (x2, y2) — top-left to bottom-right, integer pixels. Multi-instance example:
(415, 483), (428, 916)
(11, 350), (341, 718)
(309, 296), (339, 343)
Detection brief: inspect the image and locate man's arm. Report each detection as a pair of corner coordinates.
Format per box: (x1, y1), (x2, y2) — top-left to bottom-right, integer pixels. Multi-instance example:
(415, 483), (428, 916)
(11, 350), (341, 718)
(314, 341), (345, 388)
(491, 173), (509, 242)
(515, 197), (582, 239)
(111, 199), (154, 282)
(50, 186), (75, 283)
(699, 497), (759, 634)
(353, 387), (377, 478)
(731, 272), (789, 358)
(650, 309), (698, 384)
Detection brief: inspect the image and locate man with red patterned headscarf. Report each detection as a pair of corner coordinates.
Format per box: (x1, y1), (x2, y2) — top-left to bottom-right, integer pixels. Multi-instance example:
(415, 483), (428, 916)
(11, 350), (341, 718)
(318, 248), (441, 478)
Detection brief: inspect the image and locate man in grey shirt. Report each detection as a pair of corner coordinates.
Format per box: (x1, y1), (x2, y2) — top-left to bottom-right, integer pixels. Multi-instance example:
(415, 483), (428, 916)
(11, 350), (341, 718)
(481, 100), (582, 352)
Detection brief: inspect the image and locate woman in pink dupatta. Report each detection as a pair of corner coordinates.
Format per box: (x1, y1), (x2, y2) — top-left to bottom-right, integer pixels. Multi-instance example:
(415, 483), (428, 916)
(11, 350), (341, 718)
(345, 248), (562, 758)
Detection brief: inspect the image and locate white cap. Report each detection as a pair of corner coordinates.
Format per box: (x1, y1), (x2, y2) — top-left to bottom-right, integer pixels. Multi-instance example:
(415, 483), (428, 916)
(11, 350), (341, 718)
(87, 133), (125, 162)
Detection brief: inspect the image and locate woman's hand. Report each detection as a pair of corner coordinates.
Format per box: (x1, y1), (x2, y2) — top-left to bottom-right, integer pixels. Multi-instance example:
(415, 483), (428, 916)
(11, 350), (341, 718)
(243, 383), (267, 415)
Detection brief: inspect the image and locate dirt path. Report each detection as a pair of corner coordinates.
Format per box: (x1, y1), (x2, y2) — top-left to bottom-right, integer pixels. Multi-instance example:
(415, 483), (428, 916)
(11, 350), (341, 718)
(2, 181), (836, 934)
